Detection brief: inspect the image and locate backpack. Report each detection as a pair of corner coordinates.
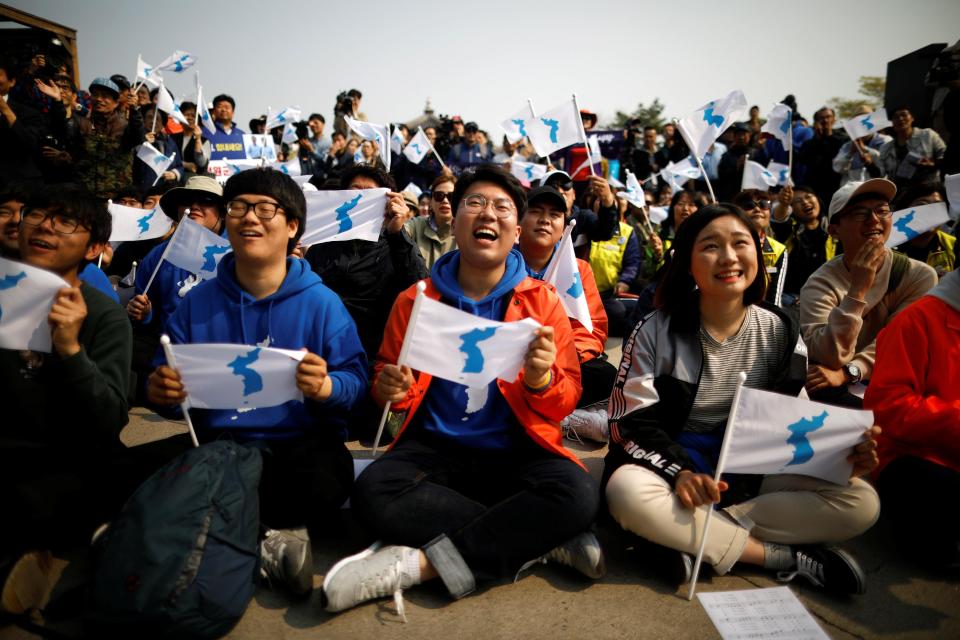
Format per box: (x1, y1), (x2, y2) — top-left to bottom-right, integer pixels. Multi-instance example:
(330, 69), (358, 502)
(88, 441), (263, 639)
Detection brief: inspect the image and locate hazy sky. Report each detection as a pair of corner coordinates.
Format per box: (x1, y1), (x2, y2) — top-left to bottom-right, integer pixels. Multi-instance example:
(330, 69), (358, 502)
(7, 0), (959, 136)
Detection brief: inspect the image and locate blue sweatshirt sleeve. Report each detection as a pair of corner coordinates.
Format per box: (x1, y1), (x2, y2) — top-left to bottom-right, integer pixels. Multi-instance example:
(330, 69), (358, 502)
(312, 297), (368, 412)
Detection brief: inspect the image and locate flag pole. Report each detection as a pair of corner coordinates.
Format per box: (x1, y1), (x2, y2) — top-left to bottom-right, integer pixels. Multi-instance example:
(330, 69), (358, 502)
(372, 280), (428, 455)
(142, 221), (180, 296)
(688, 371), (748, 601)
(542, 219), (576, 282)
(673, 118), (717, 203)
(572, 93), (597, 177)
(160, 334), (200, 448)
(130, 260), (137, 284)
(424, 129), (448, 173)
(786, 114), (794, 187)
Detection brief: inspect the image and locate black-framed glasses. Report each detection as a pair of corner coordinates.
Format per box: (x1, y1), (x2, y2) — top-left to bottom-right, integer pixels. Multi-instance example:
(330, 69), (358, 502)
(460, 194), (516, 218)
(21, 208), (86, 234)
(432, 191), (453, 203)
(225, 200), (284, 220)
(839, 204), (892, 223)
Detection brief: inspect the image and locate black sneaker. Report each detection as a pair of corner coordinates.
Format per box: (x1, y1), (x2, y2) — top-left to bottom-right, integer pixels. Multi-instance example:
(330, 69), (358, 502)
(778, 545), (866, 595)
(633, 538), (693, 586)
(260, 528), (313, 596)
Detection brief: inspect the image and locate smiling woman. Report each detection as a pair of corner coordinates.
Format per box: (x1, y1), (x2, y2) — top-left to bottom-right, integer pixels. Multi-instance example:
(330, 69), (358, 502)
(602, 203), (882, 596)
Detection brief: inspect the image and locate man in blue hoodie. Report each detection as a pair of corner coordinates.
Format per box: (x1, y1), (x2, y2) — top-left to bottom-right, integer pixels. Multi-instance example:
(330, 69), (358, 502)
(320, 165), (601, 620)
(146, 168), (368, 596)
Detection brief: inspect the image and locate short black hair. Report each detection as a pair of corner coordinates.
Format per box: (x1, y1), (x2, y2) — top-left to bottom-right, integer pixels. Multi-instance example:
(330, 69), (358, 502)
(347, 89), (362, 99)
(655, 204), (766, 321)
(113, 185), (143, 203)
(331, 131), (346, 142)
(110, 74), (131, 91)
(222, 169), (306, 254)
(25, 185), (112, 246)
(660, 189), (708, 238)
(339, 164), (396, 191)
(0, 182), (32, 206)
(450, 164), (526, 217)
(308, 113), (325, 123)
(180, 101), (197, 112)
(212, 94), (235, 110)
(0, 55), (16, 79)
(894, 182), (945, 210)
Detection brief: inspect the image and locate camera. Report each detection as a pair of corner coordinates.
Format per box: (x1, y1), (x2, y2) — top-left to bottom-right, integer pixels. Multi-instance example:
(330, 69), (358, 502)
(294, 121), (310, 141)
(334, 91), (354, 117)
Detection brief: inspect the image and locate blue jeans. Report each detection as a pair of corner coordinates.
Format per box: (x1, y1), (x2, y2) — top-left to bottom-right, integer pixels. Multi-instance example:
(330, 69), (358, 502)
(352, 432), (598, 595)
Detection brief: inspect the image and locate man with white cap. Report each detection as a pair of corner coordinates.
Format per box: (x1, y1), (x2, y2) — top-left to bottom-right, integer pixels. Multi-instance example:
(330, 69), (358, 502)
(798, 178), (937, 405)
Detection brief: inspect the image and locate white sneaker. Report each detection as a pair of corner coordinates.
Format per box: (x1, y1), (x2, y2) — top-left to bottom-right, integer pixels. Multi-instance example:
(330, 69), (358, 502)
(516, 531), (606, 580)
(321, 543), (420, 622)
(562, 404), (609, 443)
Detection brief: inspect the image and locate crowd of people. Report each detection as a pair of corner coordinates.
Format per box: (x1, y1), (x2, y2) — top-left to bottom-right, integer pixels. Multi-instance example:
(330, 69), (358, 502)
(1, 47), (958, 629)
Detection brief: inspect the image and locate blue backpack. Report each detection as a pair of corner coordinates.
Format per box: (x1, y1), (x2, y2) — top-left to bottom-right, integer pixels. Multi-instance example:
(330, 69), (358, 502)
(89, 441), (262, 639)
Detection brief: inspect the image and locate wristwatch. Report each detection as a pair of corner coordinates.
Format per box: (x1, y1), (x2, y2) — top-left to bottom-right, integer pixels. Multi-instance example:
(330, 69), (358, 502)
(843, 363), (862, 384)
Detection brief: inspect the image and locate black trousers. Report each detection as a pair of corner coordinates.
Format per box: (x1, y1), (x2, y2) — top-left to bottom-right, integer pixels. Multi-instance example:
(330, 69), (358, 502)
(352, 432), (598, 584)
(578, 356), (618, 408)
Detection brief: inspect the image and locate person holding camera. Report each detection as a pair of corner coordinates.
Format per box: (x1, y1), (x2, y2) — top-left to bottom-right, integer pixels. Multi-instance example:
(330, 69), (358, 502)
(332, 89), (364, 138)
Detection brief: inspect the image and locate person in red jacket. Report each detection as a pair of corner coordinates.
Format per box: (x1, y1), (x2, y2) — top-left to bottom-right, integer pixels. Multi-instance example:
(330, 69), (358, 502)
(518, 185), (616, 442)
(320, 165), (602, 620)
(864, 267), (960, 569)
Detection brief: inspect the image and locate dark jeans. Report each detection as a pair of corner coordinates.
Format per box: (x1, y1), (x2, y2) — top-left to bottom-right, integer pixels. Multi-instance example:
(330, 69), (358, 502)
(600, 291), (637, 338)
(877, 456), (960, 569)
(578, 356), (618, 408)
(353, 432), (599, 590)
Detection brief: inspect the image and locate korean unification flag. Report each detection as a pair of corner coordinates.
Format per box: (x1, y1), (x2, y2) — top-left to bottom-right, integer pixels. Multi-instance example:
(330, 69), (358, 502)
(0, 257), (68, 353)
(157, 50), (196, 73)
(265, 106), (302, 132)
(403, 128), (431, 165)
(741, 160), (779, 191)
(301, 188), (389, 246)
(345, 116), (390, 168)
(390, 126), (406, 155)
(163, 218), (232, 279)
(543, 223), (593, 332)
(767, 161), (791, 187)
(885, 202), (950, 247)
(403, 182), (423, 198)
(618, 170), (646, 208)
(136, 54), (159, 87)
(527, 97), (584, 158)
(197, 88), (216, 137)
(843, 109), (892, 141)
(169, 343), (306, 410)
(648, 206), (668, 225)
(500, 102), (537, 144)
(271, 158), (302, 177)
(723, 386), (873, 485)
(404, 295), (542, 387)
(156, 83), (190, 126)
(676, 89), (748, 159)
(761, 103), (792, 147)
(136, 143), (175, 176)
(108, 202), (173, 242)
(510, 159), (548, 184)
(664, 157), (701, 183)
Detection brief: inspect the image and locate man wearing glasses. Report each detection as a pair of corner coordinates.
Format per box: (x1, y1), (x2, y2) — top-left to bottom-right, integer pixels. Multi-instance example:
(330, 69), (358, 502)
(146, 168), (367, 597)
(1, 186), (131, 613)
(798, 178), (936, 406)
(321, 165), (602, 619)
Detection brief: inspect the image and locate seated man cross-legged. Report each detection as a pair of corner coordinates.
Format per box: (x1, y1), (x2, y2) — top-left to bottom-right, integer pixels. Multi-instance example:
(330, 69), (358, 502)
(321, 165), (602, 619)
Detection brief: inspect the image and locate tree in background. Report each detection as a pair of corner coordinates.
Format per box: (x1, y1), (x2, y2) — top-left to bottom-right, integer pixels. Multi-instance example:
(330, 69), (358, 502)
(610, 98), (667, 129)
(827, 76), (886, 119)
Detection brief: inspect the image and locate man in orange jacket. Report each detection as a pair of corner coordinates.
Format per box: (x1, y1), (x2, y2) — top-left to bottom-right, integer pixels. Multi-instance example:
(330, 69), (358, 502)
(320, 165), (602, 620)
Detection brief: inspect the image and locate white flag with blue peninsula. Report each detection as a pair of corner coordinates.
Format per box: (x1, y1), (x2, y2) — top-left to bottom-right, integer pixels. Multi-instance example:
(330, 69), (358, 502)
(136, 143), (175, 176)
(156, 82), (190, 126)
(197, 88), (216, 137)
(402, 128), (431, 164)
(722, 386), (872, 484)
(0, 256), (68, 352)
(510, 159), (548, 184)
(500, 103), (537, 144)
(136, 54), (159, 87)
(108, 202), (173, 242)
(843, 109), (892, 141)
(885, 202), (950, 247)
(169, 343), (307, 410)
(527, 97), (584, 158)
(617, 170), (646, 208)
(162, 218), (232, 279)
(265, 106), (301, 132)
(390, 126), (406, 155)
(157, 50), (196, 73)
(301, 188), (389, 246)
(543, 222), (593, 332)
(272, 158), (302, 177)
(404, 295), (541, 388)
(741, 160), (779, 191)
(767, 161), (791, 187)
(761, 103), (793, 147)
(345, 116), (391, 169)
(677, 89), (748, 159)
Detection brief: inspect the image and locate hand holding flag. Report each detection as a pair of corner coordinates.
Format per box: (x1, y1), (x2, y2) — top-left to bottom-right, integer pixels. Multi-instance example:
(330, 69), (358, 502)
(301, 188), (390, 245)
(136, 143), (175, 178)
(108, 201), (173, 242)
(761, 103), (793, 147)
(543, 220), (593, 332)
(142, 218), (232, 295)
(0, 256), (69, 352)
(843, 109), (892, 141)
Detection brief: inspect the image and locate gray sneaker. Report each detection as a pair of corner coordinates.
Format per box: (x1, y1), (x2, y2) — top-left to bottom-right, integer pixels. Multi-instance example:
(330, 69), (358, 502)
(518, 531), (606, 580)
(561, 405), (609, 443)
(321, 543), (419, 621)
(260, 527), (313, 596)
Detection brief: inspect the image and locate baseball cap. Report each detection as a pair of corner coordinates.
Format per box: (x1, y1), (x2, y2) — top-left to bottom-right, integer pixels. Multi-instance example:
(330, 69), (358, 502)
(827, 178), (897, 222)
(539, 170), (573, 188)
(88, 77), (120, 98)
(526, 186), (568, 213)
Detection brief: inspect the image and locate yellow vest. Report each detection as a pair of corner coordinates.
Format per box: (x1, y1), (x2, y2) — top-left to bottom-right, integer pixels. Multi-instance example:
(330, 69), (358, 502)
(589, 221), (633, 292)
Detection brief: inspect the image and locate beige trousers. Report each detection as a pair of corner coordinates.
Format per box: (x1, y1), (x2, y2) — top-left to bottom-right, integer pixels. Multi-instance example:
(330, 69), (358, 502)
(605, 464), (880, 574)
